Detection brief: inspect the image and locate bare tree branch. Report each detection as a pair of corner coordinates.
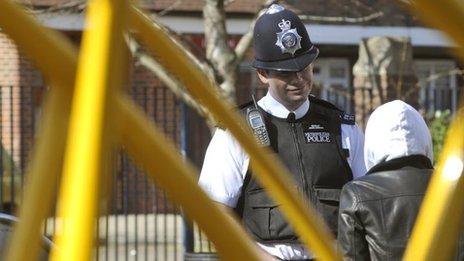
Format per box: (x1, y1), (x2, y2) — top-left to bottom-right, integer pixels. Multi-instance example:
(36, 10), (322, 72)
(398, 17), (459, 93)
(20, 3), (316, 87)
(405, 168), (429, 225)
(396, 0), (412, 5)
(348, 0), (379, 13)
(149, 12), (216, 83)
(233, 32), (253, 66)
(361, 39), (385, 103)
(299, 11), (384, 23)
(224, 0), (237, 6)
(28, 0), (85, 14)
(234, 0), (276, 65)
(126, 35), (217, 126)
(157, 0), (184, 16)
(203, 0), (238, 102)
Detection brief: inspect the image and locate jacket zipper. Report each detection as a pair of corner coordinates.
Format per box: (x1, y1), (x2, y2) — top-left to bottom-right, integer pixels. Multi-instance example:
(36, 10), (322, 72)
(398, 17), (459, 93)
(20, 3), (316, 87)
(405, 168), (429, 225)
(290, 122), (311, 201)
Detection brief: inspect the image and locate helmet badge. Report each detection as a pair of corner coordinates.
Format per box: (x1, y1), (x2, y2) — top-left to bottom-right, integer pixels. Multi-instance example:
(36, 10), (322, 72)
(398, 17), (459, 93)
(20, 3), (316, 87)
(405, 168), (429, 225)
(275, 19), (302, 56)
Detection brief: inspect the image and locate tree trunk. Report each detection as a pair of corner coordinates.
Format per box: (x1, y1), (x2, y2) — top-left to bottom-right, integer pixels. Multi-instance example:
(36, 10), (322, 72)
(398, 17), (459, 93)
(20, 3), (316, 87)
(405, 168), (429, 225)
(203, 0), (238, 104)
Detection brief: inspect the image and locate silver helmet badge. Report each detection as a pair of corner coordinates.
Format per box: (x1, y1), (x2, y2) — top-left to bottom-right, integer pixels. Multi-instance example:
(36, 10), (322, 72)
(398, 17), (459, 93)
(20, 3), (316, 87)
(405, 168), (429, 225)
(275, 19), (302, 56)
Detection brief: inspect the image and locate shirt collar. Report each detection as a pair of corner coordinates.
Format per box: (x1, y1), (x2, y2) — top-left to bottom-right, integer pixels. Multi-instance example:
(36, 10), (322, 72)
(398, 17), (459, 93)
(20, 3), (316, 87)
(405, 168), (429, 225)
(257, 92), (309, 120)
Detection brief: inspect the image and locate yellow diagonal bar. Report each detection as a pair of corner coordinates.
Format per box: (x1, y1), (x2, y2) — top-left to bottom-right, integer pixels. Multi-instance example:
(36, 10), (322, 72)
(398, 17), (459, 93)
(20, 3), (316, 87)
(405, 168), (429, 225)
(402, 0), (464, 259)
(4, 86), (73, 261)
(129, 7), (341, 260)
(115, 94), (263, 260)
(0, 1), (263, 260)
(0, 1), (77, 260)
(50, 0), (127, 259)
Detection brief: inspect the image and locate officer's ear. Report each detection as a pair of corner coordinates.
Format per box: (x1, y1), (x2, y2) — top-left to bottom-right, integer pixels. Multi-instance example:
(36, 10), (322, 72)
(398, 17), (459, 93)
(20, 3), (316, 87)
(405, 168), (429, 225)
(257, 69), (269, 84)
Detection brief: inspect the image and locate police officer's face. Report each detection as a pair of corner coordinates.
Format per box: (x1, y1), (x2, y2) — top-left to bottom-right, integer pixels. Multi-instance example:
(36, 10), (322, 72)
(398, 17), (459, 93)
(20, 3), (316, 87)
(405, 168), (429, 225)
(258, 64), (313, 110)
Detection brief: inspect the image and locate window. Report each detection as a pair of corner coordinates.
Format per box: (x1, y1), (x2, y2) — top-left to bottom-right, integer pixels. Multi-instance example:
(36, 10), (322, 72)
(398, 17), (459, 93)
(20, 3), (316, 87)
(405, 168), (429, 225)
(313, 58), (352, 113)
(415, 60), (458, 114)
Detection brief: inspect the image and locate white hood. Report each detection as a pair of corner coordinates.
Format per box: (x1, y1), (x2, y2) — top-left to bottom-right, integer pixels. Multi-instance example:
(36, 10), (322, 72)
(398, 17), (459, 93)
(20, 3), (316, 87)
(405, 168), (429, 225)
(364, 100), (433, 171)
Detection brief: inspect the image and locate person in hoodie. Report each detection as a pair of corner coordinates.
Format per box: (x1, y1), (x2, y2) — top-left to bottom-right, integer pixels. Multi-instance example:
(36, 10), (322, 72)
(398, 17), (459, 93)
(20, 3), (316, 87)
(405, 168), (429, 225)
(337, 100), (437, 260)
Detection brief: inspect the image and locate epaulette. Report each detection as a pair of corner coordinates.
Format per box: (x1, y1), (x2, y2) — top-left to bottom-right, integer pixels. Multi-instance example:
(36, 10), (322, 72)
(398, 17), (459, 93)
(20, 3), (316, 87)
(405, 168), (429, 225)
(341, 112), (356, 125)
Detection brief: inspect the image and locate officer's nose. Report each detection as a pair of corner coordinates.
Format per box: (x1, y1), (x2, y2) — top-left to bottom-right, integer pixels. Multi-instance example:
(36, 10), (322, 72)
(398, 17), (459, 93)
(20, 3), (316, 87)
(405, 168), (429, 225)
(289, 73), (304, 86)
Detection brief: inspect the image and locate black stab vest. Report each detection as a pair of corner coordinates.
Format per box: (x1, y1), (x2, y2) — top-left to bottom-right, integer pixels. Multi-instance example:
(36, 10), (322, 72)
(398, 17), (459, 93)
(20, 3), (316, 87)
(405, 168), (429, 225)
(236, 97), (354, 244)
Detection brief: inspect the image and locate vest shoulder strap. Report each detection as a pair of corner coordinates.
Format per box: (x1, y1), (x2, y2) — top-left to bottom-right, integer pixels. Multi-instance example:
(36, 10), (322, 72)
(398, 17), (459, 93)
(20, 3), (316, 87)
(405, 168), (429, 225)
(309, 95), (342, 112)
(309, 95), (355, 125)
(239, 101), (254, 111)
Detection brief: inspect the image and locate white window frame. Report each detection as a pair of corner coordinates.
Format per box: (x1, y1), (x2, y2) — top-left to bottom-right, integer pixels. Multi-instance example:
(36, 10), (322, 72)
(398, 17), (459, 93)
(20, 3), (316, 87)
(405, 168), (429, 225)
(313, 58), (351, 112)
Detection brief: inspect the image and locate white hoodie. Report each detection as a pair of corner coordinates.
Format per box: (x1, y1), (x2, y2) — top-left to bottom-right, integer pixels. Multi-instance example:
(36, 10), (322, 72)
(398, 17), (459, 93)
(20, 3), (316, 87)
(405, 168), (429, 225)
(364, 100), (434, 171)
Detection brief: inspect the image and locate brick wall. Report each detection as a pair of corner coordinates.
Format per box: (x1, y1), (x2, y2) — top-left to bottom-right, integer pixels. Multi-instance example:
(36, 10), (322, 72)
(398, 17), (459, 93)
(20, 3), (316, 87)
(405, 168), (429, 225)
(0, 32), (44, 210)
(0, 32), (43, 168)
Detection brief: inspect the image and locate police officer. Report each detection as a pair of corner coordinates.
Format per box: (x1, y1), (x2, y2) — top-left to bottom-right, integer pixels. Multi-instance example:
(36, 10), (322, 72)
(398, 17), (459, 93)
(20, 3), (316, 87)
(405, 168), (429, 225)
(199, 4), (366, 260)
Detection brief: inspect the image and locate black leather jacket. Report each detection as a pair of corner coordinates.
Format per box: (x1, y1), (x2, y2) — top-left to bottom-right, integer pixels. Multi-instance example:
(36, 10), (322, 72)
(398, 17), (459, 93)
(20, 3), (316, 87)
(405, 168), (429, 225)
(337, 155), (464, 261)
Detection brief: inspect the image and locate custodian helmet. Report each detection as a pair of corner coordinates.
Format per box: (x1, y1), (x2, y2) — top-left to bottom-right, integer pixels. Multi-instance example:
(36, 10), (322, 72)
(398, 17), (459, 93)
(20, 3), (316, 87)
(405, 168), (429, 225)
(252, 4), (319, 72)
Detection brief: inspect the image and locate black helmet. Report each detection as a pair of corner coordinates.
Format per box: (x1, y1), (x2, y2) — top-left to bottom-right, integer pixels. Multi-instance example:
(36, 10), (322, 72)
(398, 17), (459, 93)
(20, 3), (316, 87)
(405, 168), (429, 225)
(252, 4), (319, 72)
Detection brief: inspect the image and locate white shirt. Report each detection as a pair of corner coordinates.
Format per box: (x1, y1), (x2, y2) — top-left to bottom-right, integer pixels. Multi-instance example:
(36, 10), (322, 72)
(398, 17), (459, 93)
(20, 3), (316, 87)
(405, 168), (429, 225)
(199, 93), (366, 260)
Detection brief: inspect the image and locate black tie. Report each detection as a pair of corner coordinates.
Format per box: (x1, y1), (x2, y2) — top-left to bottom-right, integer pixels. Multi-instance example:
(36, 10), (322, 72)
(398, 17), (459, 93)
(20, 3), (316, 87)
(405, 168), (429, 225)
(287, 112), (296, 123)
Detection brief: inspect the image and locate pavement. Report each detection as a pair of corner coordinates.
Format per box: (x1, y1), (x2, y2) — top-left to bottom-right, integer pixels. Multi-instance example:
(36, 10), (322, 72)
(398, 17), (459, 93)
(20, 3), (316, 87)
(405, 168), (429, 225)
(43, 214), (215, 260)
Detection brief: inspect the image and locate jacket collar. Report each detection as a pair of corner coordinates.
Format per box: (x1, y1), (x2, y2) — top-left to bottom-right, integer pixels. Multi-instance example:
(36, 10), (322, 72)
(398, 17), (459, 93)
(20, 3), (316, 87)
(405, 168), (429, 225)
(367, 155), (433, 175)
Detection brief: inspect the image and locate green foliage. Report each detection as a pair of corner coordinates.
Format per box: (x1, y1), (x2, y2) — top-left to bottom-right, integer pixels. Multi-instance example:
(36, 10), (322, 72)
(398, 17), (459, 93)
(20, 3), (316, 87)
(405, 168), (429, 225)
(428, 110), (452, 164)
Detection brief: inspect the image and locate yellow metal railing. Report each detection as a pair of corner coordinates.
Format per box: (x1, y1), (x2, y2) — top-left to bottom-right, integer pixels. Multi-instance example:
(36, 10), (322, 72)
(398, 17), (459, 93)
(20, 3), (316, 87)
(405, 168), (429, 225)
(0, 0), (462, 260)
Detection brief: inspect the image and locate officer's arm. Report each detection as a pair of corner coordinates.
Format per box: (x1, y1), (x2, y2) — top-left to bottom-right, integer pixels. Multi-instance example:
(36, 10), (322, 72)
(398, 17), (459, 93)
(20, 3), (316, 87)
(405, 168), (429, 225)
(343, 124), (367, 178)
(199, 128), (249, 207)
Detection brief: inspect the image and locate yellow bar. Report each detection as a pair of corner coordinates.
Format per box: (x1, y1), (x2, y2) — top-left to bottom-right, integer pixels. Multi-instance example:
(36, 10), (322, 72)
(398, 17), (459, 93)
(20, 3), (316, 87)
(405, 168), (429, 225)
(4, 87), (73, 261)
(115, 94), (263, 260)
(405, 0), (464, 63)
(0, 1), (77, 260)
(403, 113), (464, 261)
(50, 0), (126, 259)
(129, 7), (341, 260)
(0, 0), (77, 88)
(403, 1), (464, 259)
(0, 3), (263, 260)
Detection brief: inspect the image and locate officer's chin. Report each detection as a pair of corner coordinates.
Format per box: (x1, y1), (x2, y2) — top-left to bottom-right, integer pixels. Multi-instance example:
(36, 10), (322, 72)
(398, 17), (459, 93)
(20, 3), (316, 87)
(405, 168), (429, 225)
(288, 94), (307, 103)
(288, 88), (310, 97)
